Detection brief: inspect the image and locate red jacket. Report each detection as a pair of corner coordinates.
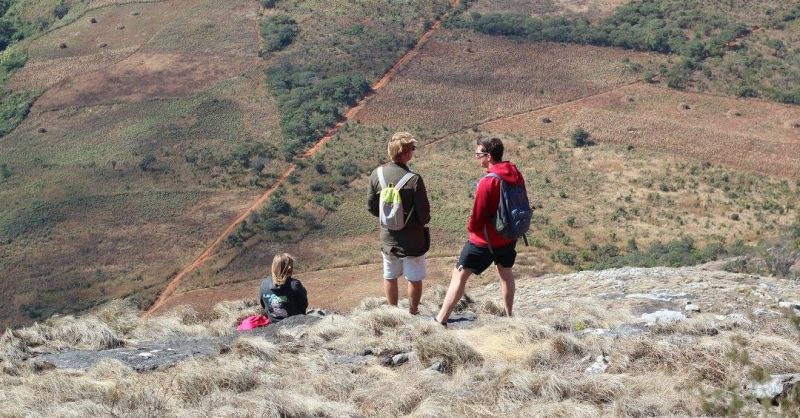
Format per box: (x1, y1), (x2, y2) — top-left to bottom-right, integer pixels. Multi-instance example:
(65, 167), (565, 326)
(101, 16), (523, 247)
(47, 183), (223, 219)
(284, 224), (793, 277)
(467, 161), (525, 248)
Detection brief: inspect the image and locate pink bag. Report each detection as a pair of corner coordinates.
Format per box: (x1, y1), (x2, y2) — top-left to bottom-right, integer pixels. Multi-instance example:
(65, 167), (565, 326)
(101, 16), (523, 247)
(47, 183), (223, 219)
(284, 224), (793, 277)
(237, 315), (271, 331)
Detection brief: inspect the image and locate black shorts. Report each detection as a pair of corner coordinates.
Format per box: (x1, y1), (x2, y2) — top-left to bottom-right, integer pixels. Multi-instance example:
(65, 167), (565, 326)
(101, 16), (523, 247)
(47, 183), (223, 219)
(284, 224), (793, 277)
(456, 241), (516, 275)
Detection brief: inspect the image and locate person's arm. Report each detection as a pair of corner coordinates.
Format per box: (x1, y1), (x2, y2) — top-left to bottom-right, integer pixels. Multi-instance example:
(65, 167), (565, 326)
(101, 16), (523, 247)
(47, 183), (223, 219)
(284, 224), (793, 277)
(467, 176), (499, 233)
(367, 170), (379, 217)
(291, 280), (309, 314)
(259, 278), (269, 311)
(414, 176), (431, 225)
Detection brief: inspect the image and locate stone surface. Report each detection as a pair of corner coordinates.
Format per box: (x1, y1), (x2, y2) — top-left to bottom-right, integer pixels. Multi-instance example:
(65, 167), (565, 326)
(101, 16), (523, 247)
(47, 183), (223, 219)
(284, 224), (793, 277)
(428, 360), (446, 373)
(31, 314), (321, 371)
(391, 353), (410, 367)
(585, 355), (609, 374)
(748, 374), (800, 403)
(34, 336), (227, 372)
(641, 310), (686, 325)
(445, 312), (477, 329)
(685, 303), (701, 313)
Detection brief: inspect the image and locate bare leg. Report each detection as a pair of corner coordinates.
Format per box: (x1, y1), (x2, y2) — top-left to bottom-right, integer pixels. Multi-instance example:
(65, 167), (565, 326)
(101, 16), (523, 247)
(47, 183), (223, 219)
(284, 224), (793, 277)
(435, 267), (472, 324)
(384, 279), (399, 306)
(407, 281), (423, 314)
(496, 266), (515, 317)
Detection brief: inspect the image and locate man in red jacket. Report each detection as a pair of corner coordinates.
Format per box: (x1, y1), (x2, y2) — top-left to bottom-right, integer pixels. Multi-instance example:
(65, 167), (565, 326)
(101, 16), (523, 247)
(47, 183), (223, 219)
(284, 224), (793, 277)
(435, 137), (524, 325)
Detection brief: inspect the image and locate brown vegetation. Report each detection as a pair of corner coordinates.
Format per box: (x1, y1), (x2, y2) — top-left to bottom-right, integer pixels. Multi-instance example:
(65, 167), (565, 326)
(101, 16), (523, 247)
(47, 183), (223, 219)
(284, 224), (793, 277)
(354, 29), (665, 131)
(482, 84), (800, 178)
(31, 53), (257, 112)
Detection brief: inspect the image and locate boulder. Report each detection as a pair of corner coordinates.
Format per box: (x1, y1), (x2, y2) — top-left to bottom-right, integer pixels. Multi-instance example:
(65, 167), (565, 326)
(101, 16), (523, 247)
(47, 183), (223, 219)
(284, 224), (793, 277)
(747, 374), (800, 404)
(585, 355), (609, 374)
(641, 309), (686, 325)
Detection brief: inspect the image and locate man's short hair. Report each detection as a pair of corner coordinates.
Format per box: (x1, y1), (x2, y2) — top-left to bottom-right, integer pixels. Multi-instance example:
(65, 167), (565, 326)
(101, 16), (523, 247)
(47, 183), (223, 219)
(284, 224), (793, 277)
(477, 136), (504, 162)
(388, 132), (417, 161)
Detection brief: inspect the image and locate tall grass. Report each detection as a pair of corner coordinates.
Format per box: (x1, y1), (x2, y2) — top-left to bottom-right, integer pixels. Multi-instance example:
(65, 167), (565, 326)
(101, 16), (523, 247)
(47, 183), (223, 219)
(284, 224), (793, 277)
(2, 280), (799, 416)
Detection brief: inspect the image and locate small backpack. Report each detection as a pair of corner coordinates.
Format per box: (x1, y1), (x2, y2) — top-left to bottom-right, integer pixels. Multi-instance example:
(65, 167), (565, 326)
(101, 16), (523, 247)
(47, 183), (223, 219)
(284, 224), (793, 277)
(484, 173), (532, 244)
(377, 166), (417, 231)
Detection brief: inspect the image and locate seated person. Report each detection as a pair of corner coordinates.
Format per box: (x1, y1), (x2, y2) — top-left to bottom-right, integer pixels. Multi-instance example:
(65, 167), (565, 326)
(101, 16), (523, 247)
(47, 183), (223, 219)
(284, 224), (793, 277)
(259, 253), (308, 323)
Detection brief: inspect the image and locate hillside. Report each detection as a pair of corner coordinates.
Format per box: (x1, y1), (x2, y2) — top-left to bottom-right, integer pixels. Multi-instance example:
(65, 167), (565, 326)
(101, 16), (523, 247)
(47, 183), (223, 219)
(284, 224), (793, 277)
(0, 0), (452, 327)
(0, 0), (799, 330)
(2, 266), (799, 416)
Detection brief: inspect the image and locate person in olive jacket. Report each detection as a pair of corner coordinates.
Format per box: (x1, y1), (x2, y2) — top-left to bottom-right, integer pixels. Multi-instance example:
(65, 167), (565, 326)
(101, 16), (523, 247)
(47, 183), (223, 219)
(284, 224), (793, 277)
(367, 132), (431, 315)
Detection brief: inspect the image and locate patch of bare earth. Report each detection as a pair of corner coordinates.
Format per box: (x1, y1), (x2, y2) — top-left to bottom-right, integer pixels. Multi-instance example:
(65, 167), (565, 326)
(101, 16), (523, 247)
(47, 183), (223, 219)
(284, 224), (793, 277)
(354, 29), (664, 131)
(8, 48), (135, 91)
(25, 1), (196, 61)
(470, 0), (630, 18)
(482, 84), (800, 179)
(31, 53), (256, 112)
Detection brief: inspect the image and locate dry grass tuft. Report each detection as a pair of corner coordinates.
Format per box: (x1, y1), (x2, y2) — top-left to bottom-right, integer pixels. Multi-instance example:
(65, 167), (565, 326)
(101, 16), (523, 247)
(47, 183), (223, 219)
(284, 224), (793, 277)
(527, 334), (591, 371)
(727, 109), (742, 118)
(233, 337), (278, 361)
(612, 374), (702, 416)
(650, 314), (721, 335)
(171, 357), (261, 404)
(17, 314), (123, 352)
(414, 329), (484, 373)
(477, 298), (506, 316)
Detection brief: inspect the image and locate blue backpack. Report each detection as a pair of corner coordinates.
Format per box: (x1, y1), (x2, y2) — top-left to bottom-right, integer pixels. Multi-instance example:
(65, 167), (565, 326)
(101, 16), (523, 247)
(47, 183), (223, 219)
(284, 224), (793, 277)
(483, 173), (531, 250)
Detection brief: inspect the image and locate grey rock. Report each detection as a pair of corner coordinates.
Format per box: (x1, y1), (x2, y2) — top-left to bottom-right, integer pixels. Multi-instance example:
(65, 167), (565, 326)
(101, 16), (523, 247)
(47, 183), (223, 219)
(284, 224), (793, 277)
(685, 303), (701, 313)
(391, 353), (410, 367)
(444, 312), (477, 330)
(34, 336), (225, 372)
(753, 308), (781, 318)
(428, 360), (446, 373)
(778, 301), (800, 311)
(747, 374), (800, 404)
(626, 291), (688, 302)
(585, 355), (609, 374)
(641, 310), (686, 325)
(31, 314), (321, 371)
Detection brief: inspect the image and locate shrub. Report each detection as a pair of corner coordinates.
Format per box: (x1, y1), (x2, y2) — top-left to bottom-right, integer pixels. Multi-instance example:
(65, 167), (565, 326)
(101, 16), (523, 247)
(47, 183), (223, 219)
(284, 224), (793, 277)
(53, 3), (69, 19)
(1, 51), (26, 80)
(260, 0), (277, 8)
(314, 194), (339, 211)
(261, 217), (289, 232)
(337, 162), (358, 177)
(267, 196), (293, 215)
(139, 155), (156, 171)
(569, 128), (591, 147)
(551, 250), (577, 266)
(1, 163), (10, 179)
(0, 20), (17, 51)
(310, 181), (333, 193)
(259, 14), (298, 54)
(0, 90), (36, 137)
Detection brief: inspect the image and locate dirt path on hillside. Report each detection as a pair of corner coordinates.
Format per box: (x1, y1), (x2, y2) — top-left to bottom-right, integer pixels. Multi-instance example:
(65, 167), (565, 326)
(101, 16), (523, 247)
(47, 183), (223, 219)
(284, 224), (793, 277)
(146, 1), (461, 315)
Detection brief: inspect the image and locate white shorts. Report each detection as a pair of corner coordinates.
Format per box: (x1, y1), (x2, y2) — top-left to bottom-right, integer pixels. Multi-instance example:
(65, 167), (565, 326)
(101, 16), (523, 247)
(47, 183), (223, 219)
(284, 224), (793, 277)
(382, 252), (426, 282)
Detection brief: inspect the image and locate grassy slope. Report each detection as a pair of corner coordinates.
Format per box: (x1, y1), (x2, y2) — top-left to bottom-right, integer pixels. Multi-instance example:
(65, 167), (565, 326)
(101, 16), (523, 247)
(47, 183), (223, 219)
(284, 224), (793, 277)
(187, 28), (799, 293)
(0, 0), (452, 327)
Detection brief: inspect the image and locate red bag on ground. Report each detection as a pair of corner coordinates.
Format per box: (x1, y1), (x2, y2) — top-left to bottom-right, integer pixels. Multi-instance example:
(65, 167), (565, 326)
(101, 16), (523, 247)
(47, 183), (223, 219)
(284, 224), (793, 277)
(237, 314), (270, 331)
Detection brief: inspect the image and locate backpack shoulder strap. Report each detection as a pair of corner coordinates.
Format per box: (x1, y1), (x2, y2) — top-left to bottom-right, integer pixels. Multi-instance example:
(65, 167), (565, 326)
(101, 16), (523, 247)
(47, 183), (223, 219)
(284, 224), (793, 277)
(377, 166), (388, 189)
(394, 171), (417, 190)
(483, 172), (502, 181)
